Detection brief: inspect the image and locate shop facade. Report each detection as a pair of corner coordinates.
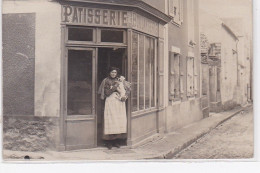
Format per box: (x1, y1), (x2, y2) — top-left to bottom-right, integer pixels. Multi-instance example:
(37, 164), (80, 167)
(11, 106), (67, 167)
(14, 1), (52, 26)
(59, 1), (171, 150)
(3, 0), (174, 151)
(3, 0), (208, 152)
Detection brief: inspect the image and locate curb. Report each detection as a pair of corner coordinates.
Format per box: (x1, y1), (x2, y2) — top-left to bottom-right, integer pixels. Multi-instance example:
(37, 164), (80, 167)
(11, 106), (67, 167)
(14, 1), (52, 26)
(146, 105), (252, 159)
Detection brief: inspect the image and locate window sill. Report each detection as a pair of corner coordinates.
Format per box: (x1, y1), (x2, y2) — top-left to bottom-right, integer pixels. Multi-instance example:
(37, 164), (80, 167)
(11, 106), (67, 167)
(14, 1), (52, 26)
(132, 107), (158, 118)
(170, 20), (182, 27)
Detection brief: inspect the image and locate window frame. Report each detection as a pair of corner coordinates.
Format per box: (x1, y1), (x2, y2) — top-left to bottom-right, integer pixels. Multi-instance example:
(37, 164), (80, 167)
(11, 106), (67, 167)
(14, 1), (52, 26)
(65, 26), (127, 47)
(66, 26), (96, 44)
(131, 31), (158, 115)
(98, 28), (127, 44)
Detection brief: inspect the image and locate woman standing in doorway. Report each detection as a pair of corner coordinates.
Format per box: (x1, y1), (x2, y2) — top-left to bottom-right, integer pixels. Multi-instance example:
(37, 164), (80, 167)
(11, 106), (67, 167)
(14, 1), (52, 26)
(98, 67), (129, 149)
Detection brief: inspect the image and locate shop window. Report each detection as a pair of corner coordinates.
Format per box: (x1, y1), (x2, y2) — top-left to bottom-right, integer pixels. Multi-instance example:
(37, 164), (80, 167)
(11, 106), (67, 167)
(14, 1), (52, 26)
(101, 29), (124, 43)
(169, 52), (181, 101)
(68, 27), (93, 42)
(131, 32), (156, 112)
(169, 0), (183, 25)
(67, 50), (93, 115)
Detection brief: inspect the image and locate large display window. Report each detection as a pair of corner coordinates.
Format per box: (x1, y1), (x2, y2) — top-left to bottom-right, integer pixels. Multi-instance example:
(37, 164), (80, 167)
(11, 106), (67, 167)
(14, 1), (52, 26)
(131, 31), (157, 113)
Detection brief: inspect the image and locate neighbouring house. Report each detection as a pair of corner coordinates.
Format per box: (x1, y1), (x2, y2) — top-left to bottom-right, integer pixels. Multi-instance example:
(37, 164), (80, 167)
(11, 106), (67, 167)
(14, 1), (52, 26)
(200, 10), (251, 112)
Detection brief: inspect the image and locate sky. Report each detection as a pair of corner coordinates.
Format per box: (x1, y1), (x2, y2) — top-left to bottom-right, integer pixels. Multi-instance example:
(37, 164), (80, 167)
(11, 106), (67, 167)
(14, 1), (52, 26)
(199, 0), (253, 36)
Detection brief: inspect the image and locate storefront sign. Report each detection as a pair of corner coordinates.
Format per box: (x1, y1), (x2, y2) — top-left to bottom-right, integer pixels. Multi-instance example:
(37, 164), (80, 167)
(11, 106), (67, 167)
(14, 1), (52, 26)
(62, 5), (159, 36)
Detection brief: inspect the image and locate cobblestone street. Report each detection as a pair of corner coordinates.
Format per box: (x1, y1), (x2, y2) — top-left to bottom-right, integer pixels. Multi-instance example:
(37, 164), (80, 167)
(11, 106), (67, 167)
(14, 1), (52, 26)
(173, 107), (254, 159)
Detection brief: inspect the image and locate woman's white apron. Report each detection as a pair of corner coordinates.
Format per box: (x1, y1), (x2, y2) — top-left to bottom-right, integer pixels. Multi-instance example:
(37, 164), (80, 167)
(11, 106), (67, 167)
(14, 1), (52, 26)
(104, 92), (127, 135)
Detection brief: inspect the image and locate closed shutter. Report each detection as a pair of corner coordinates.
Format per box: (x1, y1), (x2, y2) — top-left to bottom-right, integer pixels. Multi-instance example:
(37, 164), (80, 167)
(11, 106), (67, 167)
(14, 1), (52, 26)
(158, 40), (164, 107)
(169, 52), (175, 100)
(187, 56), (194, 97)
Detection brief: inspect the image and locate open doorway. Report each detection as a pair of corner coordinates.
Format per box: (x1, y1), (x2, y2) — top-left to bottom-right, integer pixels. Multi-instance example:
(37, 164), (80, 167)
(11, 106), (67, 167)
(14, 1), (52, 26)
(97, 47), (127, 147)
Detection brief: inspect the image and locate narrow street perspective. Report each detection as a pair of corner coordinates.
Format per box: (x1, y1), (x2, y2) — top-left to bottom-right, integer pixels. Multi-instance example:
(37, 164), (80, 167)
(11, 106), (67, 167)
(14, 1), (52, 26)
(173, 106), (253, 159)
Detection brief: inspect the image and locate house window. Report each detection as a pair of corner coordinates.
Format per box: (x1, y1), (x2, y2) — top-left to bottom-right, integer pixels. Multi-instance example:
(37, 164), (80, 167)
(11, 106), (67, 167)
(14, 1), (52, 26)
(187, 56), (198, 97)
(169, 52), (181, 101)
(132, 32), (157, 112)
(169, 0), (183, 25)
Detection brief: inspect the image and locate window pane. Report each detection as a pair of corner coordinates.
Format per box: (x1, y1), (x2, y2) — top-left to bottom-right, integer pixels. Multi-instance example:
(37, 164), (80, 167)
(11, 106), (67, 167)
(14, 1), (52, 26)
(145, 37), (151, 109)
(101, 30), (124, 43)
(67, 50), (93, 115)
(132, 32), (138, 112)
(68, 28), (93, 41)
(139, 35), (145, 110)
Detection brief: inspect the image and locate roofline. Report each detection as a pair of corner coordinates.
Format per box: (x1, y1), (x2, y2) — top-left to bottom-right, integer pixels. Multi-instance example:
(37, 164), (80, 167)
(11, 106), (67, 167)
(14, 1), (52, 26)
(60, 0), (172, 24)
(221, 23), (239, 41)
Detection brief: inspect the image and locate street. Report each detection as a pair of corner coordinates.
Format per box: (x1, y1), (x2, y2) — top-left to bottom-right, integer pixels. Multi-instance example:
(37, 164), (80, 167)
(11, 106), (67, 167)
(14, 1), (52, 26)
(172, 107), (254, 159)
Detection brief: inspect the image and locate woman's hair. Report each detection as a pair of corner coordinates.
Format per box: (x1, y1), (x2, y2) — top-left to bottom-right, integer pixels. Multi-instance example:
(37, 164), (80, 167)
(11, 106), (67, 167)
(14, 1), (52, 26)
(108, 66), (120, 76)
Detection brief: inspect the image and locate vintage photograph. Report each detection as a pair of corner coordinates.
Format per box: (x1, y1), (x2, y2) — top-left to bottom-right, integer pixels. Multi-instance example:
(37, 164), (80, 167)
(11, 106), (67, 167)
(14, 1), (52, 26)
(1, 0), (253, 160)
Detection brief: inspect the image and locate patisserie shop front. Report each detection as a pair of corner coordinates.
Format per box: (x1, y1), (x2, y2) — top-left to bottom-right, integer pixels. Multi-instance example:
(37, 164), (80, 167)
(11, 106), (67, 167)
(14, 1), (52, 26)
(59, 0), (171, 150)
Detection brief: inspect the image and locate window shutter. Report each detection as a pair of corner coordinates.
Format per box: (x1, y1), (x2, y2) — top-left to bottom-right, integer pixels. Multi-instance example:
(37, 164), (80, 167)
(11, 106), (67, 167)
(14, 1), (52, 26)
(158, 40), (165, 107)
(169, 52), (175, 100)
(187, 56), (195, 97)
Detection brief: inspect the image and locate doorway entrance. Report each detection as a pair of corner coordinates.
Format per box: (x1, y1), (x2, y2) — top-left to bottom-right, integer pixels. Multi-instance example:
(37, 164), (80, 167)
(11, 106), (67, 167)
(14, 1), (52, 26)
(63, 25), (128, 150)
(97, 47), (127, 146)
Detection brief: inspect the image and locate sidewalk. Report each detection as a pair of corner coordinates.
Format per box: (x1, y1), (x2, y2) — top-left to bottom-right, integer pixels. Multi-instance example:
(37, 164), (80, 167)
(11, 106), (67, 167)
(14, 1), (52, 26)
(3, 105), (252, 161)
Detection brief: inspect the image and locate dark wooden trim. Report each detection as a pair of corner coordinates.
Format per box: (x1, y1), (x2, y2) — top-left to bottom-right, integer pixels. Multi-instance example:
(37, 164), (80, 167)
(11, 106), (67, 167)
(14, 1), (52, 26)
(94, 47), (98, 147)
(59, 25), (66, 150)
(127, 29), (132, 145)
